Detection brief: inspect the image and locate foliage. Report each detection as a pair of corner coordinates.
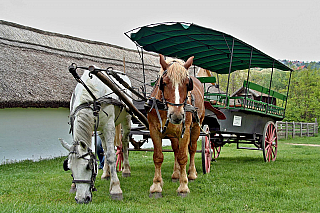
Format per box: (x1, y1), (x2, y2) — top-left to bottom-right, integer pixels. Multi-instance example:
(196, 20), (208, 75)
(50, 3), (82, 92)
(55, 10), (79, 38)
(1, 137), (320, 212)
(285, 65), (320, 123)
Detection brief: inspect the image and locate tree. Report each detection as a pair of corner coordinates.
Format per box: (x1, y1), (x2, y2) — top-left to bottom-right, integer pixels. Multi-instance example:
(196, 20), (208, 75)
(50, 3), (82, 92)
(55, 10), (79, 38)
(285, 64), (320, 122)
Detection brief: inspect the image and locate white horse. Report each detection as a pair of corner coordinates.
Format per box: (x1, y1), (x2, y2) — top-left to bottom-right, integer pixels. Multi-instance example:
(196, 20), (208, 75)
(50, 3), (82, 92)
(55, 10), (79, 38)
(59, 69), (131, 203)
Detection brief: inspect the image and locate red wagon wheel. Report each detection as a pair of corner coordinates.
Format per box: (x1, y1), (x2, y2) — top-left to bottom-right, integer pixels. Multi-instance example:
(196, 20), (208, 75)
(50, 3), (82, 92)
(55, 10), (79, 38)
(262, 121), (278, 162)
(202, 125), (212, 174)
(116, 145), (123, 172)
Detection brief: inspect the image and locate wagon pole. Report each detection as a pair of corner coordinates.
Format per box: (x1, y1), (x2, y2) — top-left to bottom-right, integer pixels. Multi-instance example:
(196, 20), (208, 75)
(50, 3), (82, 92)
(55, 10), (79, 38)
(92, 69), (149, 128)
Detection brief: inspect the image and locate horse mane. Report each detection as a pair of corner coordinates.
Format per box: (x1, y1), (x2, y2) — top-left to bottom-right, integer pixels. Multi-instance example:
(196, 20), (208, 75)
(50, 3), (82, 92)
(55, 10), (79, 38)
(160, 58), (189, 86)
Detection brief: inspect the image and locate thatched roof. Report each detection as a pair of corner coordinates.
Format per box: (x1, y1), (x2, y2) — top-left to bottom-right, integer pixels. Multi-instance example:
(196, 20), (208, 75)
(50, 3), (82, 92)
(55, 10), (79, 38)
(0, 20), (161, 108)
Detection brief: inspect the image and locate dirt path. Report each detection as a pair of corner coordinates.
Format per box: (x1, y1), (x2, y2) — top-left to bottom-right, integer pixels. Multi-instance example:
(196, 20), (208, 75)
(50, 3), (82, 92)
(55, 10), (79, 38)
(287, 143), (320, 147)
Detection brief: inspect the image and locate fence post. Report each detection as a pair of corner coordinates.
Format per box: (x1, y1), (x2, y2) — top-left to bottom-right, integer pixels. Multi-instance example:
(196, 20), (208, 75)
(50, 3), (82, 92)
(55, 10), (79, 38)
(292, 121), (295, 138)
(307, 123), (309, 137)
(285, 121), (288, 140)
(315, 118), (318, 135)
(300, 122), (303, 137)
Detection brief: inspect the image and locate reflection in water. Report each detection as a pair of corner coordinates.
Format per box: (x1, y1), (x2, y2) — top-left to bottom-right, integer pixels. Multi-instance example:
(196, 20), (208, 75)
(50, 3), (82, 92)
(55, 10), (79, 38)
(0, 108), (72, 164)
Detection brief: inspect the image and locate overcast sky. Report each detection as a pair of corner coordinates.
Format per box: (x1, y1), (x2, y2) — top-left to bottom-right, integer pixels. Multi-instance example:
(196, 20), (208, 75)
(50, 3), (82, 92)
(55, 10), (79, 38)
(1, 0), (319, 61)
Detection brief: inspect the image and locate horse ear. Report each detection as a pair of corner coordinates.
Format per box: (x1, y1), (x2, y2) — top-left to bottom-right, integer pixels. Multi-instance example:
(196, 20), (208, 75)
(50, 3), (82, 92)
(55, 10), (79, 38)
(160, 54), (169, 70)
(184, 56), (194, 70)
(59, 138), (71, 151)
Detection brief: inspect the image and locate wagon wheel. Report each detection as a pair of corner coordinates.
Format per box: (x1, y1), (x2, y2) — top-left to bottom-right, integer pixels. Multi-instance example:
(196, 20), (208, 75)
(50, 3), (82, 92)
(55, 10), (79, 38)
(201, 125), (212, 174)
(262, 121), (278, 162)
(116, 145), (123, 172)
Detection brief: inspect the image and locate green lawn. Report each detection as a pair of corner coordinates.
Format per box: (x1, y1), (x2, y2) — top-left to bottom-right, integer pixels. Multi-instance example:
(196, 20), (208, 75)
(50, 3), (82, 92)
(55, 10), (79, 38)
(1, 136), (319, 212)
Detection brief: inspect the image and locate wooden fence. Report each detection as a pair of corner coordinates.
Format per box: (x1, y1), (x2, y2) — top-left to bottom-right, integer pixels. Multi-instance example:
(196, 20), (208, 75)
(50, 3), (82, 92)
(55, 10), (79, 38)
(276, 119), (318, 139)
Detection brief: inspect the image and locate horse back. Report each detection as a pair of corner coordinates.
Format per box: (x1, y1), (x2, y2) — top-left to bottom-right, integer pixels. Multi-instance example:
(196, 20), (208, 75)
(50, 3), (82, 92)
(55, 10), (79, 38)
(190, 76), (205, 123)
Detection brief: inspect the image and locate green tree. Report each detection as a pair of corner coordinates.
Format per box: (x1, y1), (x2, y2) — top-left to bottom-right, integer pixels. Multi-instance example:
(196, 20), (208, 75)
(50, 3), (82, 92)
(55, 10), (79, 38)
(285, 64), (320, 122)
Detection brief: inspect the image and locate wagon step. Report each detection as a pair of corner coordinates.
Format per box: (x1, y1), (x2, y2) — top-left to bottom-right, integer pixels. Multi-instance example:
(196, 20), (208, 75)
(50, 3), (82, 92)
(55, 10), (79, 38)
(237, 142), (263, 151)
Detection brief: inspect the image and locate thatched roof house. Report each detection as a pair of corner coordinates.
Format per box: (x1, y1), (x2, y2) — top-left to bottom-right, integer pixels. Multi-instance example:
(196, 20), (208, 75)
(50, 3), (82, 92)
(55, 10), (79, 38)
(0, 20), (161, 108)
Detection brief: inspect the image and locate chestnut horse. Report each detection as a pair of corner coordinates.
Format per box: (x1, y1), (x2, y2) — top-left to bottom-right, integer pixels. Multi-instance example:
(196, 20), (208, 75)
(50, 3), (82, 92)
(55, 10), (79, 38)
(148, 55), (205, 197)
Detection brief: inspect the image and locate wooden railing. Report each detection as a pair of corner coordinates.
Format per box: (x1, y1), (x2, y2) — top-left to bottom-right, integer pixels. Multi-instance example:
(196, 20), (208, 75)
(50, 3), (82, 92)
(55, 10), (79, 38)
(276, 119), (318, 139)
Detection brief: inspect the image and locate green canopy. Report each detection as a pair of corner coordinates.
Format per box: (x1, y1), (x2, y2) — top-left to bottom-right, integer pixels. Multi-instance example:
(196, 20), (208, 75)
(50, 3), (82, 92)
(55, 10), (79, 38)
(127, 22), (293, 74)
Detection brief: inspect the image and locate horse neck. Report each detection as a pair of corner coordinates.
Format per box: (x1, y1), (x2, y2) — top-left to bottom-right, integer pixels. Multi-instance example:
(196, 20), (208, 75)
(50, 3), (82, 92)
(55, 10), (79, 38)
(150, 84), (162, 100)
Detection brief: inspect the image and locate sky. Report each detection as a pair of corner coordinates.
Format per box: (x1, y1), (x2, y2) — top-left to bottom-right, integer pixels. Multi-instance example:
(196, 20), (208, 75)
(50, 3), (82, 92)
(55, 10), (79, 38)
(1, 0), (319, 62)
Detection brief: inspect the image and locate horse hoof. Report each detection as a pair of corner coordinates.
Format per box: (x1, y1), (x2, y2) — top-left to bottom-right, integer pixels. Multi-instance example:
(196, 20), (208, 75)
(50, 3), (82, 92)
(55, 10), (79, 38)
(177, 192), (189, 197)
(172, 178), (179, 182)
(101, 176), (110, 180)
(110, 193), (123, 200)
(149, 192), (162, 198)
(122, 172), (131, 177)
(188, 179), (195, 182)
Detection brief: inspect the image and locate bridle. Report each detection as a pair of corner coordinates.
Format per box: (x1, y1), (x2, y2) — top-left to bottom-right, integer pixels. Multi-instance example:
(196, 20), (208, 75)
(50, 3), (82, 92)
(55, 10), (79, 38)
(146, 62), (197, 138)
(63, 141), (98, 192)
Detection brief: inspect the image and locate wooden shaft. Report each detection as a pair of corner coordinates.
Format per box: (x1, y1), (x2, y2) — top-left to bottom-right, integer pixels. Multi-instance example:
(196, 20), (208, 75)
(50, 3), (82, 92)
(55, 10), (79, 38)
(94, 72), (149, 128)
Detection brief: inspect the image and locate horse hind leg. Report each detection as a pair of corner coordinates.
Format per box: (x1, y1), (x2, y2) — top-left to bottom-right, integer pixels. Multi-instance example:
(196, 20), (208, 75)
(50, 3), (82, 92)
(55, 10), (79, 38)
(187, 126), (199, 181)
(120, 113), (132, 177)
(99, 134), (110, 180)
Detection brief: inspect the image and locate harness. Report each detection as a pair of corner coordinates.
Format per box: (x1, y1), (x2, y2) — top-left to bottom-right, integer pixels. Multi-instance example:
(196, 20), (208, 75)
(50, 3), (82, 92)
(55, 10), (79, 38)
(69, 96), (126, 135)
(67, 64), (128, 192)
(64, 141), (98, 192)
(145, 67), (200, 138)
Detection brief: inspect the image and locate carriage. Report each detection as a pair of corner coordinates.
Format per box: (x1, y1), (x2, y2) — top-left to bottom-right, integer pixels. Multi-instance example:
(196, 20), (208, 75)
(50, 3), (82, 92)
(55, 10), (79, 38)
(124, 22), (293, 174)
(64, 22), (293, 202)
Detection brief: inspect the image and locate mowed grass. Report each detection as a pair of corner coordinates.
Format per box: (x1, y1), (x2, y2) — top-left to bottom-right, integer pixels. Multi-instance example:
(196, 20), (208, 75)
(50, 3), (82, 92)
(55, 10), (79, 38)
(1, 136), (320, 212)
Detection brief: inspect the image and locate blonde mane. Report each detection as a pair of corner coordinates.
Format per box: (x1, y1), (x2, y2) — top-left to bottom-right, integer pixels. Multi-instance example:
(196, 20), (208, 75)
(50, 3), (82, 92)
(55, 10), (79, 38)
(160, 58), (189, 86)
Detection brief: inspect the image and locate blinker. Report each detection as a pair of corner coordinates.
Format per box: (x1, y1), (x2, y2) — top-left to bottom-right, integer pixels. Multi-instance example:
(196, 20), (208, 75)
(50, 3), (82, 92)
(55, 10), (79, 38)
(63, 158), (70, 171)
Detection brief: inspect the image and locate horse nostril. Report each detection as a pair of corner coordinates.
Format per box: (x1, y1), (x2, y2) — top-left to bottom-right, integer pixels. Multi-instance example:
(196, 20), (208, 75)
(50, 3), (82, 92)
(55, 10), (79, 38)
(85, 196), (91, 203)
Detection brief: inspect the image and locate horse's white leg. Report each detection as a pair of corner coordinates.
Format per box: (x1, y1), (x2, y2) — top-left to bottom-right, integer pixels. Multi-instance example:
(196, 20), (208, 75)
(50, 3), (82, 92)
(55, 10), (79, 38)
(101, 106), (123, 200)
(100, 134), (110, 180)
(121, 112), (131, 177)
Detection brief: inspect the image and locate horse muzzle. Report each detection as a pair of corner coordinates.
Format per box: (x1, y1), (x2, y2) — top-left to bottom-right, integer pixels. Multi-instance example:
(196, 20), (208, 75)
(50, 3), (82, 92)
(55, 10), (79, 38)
(75, 194), (92, 204)
(169, 112), (185, 124)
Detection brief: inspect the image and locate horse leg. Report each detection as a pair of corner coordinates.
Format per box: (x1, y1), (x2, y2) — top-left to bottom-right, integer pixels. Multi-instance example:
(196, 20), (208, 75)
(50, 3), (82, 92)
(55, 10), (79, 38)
(149, 127), (163, 198)
(170, 138), (180, 182)
(188, 125), (200, 181)
(177, 134), (190, 196)
(121, 113), (132, 177)
(100, 134), (110, 180)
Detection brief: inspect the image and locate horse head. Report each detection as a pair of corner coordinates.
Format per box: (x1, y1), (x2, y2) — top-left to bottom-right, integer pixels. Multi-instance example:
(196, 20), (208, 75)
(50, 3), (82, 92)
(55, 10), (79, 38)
(60, 138), (97, 204)
(159, 54), (194, 125)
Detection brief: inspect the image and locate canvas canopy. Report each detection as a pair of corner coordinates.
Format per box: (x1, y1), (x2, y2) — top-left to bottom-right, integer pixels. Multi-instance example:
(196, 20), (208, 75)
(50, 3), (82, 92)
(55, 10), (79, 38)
(127, 22), (293, 74)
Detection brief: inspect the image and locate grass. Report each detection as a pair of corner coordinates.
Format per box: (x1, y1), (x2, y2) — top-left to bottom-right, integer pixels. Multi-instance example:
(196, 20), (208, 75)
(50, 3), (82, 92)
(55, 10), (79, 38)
(1, 136), (320, 212)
